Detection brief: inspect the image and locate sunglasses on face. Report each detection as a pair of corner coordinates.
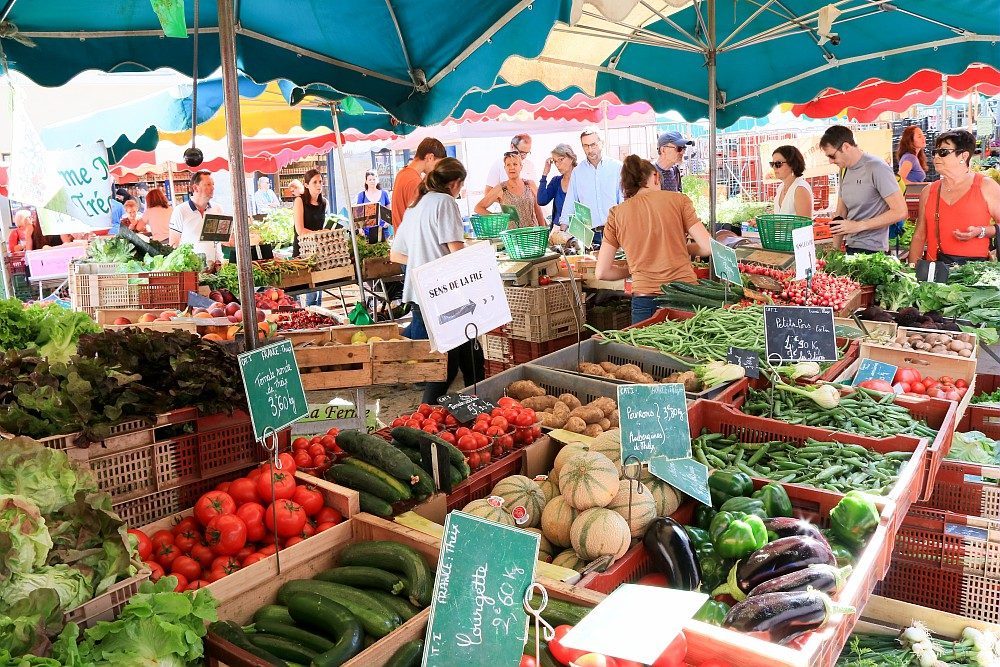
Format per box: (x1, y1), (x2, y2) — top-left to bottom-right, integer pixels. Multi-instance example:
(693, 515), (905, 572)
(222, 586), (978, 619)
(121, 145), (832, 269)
(933, 147), (960, 158)
(824, 148), (841, 161)
(769, 160), (786, 168)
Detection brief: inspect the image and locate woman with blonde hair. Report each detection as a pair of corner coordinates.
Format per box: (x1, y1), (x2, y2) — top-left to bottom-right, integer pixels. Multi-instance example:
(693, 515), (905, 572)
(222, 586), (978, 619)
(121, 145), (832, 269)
(474, 152), (545, 228)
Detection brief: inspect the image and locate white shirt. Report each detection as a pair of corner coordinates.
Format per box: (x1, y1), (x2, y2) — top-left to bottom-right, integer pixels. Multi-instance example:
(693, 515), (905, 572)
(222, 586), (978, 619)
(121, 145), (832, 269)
(253, 188), (280, 214)
(559, 157), (624, 228)
(486, 158), (537, 188)
(169, 199), (225, 263)
(391, 192), (465, 304)
(773, 177), (813, 216)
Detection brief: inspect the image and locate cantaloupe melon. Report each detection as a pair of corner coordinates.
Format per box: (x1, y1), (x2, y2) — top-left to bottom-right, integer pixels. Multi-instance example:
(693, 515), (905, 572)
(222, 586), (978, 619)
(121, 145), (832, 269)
(640, 470), (683, 516)
(553, 443), (591, 476)
(591, 428), (623, 471)
(559, 452), (619, 510)
(525, 527), (554, 563)
(549, 466), (562, 489)
(535, 475), (558, 505)
(607, 479), (656, 537)
(462, 497), (514, 526)
(570, 507), (631, 561)
(540, 495), (578, 548)
(551, 548), (587, 572)
(491, 475), (545, 528)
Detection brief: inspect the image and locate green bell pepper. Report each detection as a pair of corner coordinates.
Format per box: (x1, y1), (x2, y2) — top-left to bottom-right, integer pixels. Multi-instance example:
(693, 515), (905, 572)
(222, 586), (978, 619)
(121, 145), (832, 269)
(709, 511), (767, 559)
(829, 490), (879, 550)
(695, 543), (727, 593)
(718, 495), (767, 519)
(684, 526), (712, 551)
(693, 504), (718, 531)
(708, 470), (753, 508)
(693, 599), (730, 626)
(827, 538), (855, 567)
(752, 482), (793, 518)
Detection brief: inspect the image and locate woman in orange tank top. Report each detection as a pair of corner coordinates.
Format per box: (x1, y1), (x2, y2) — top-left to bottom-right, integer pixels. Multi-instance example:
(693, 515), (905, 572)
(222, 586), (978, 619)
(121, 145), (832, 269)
(909, 130), (1000, 265)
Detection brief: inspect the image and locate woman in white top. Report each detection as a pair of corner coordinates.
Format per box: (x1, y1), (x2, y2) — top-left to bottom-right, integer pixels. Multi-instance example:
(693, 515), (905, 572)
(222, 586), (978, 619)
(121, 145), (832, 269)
(770, 145), (813, 217)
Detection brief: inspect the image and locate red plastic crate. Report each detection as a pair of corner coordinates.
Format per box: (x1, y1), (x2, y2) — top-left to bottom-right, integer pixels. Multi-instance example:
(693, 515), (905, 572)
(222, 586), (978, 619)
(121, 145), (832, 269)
(483, 329), (583, 365)
(445, 448), (525, 512)
(919, 459), (1000, 519)
(138, 271), (198, 309)
(969, 404), (1000, 440)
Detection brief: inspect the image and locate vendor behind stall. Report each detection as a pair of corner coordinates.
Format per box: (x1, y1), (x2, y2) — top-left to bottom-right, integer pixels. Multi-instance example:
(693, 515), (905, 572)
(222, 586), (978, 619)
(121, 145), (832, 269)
(596, 155), (712, 324)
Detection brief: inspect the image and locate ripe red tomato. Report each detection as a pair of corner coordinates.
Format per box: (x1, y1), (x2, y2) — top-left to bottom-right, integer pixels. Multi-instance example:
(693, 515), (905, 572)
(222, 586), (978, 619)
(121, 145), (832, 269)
(257, 544), (278, 556)
(292, 485), (325, 517)
(474, 433), (489, 448)
(637, 572), (669, 586)
(468, 453), (481, 468)
(173, 526), (201, 554)
(148, 561), (165, 581)
(155, 542), (180, 569)
(497, 397), (519, 409)
(205, 567), (228, 583)
(190, 543), (215, 568)
(538, 275), (552, 286)
(294, 451), (314, 468)
(242, 553), (267, 567)
(548, 626), (586, 665)
(498, 435), (514, 451)
(956, 379), (969, 389)
(194, 491), (237, 527)
(205, 514), (248, 556)
(308, 443), (326, 459)
(235, 545), (255, 562)
(215, 482), (231, 493)
(227, 478), (258, 506)
(236, 502), (266, 542)
(481, 451), (492, 465)
(418, 403), (433, 417)
(315, 506), (343, 525)
(439, 432), (456, 445)
(266, 500), (308, 537)
(515, 411), (536, 427)
(300, 522), (316, 538)
(150, 529), (175, 549)
(444, 414), (458, 427)
(486, 425), (505, 438)
(320, 434), (337, 449)
(276, 452), (298, 476)
(422, 423), (439, 434)
(520, 656), (538, 667)
(211, 555), (242, 574)
(573, 655), (617, 667)
(455, 427), (472, 439)
(490, 416), (509, 430)
(292, 437), (309, 450)
(895, 368), (922, 384)
(651, 632), (687, 667)
(186, 580), (208, 591)
(128, 529), (153, 561)
(405, 420), (423, 429)
(391, 417), (406, 428)
(170, 573), (189, 592)
(256, 466), (297, 502)
(472, 422), (489, 434)
(315, 521), (338, 533)
(247, 467), (263, 481)
(313, 454), (330, 468)
(170, 555), (202, 581)
(284, 536), (305, 547)
(457, 434), (478, 452)
(172, 516), (199, 535)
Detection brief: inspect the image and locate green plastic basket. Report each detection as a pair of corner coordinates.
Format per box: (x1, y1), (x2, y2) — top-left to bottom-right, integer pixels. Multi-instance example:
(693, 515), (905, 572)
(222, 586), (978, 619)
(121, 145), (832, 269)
(500, 226), (549, 260)
(756, 214), (812, 251)
(470, 213), (511, 239)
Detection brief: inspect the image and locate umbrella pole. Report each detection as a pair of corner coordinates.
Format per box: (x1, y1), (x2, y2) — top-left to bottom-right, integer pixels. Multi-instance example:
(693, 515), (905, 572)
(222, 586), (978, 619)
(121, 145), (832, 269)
(707, 0), (718, 235)
(329, 105), (367, 309)
(941, 76), (948, 132)
(218, 0), (257, 350)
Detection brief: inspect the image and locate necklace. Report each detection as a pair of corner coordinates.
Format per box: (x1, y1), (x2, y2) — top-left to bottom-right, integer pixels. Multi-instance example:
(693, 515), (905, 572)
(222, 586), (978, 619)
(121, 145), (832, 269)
(944, 172), (972, 192)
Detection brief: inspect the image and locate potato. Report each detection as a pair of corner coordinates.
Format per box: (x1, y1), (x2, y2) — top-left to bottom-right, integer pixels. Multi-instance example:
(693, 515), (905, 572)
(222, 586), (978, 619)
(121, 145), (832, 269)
(578, 362), (608, 377)
(564, 416), (587, 433)
(508, 380), (545, 400)
(522, 395), (558, 411)
(599, 362), (619, 374)
(552, 401), (571, 415)
(613, 363), (647, 382)
(583, 424), (604, 437)
(540, 412), (568, 429)
(590, 397), (617, 417)
(598, 418), (611, 431)
(570, 406), (605, 425)
(558, 393), (582, 410)
(608, 409), (619, 427)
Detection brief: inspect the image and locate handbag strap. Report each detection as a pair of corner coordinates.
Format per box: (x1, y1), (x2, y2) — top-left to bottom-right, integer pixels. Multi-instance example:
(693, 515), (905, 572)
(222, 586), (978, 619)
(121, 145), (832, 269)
(932, 181), (944, 260)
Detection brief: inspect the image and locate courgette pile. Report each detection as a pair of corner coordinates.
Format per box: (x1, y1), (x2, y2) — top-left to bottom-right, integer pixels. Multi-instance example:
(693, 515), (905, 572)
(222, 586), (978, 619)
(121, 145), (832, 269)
(657, 279), (747, 310)
(325, 428), (472, 516)
(208, 541), (433, 667)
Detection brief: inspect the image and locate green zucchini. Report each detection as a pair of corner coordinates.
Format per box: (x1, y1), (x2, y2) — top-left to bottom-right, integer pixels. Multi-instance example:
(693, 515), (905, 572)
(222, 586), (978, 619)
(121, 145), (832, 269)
(528, 594), (589, 627)
(449, 464), (465, 487)
(286, 592), (364, 667)
(253, 605), (295, 626)
(278, 580), (400, 638)
(385, 639), (424, 667)
(315, 566), (405, 594)
(335, 431), (433, 495)
(247, 634), (317, 664)
(208, 621), (289, 667)
(391, 426), (471, 477)
(362, 589), (421, 621)
(339, 541), (433, 607)
(253, 619), (335, 653)
(359, 491), (394, 517)
(341, 458), (413, 500)
(326, 464), (407, 503)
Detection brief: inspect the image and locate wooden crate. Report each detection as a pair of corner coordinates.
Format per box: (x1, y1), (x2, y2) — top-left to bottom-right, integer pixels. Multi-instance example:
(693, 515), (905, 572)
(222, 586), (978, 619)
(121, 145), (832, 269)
(852, 594), (1000, 643)
(362, 256), (403, 280)
(291, 323), (397, 389)
(277, 268), (312, 288)
(94, 308), (200, 333)
(371, 338), (447, 385)
(310, 264), (355, 285)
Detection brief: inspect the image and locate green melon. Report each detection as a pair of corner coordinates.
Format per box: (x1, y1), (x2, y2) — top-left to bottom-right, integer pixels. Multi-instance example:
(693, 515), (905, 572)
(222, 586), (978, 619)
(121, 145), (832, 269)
(526, 527), (554, 563)
(559, 452), (619, 510)
(591, 429), (623, 471)
(551, 548), (587, 572)
(570, 507), (631, 561)
(640, 470), (683, 516)
(462, 497), (514, 526)
(491, 475), (545, 528)
(535, 475), (558, 505)
(607, 479), (656, 537)
(540, 495), (578, 548)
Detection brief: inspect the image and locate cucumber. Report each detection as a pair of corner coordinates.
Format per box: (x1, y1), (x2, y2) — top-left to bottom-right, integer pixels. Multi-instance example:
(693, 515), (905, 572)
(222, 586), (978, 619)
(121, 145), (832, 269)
(247, 634), (317, 664)
(253, 619), (335, 653)
(362, 589), (421, 620)
(385, 639), (424, 667)
(286, 592), (364, 667)
(359, 491), (394, 517)
(208, 621), (289, 667)
(254, 605), (295, 626)
(341, 458), (413, 500)
(315, 566), (405, 594)
(326, 464), (407, 503)
(528, 594), (589, 627)
(339, 541), (433, 607)
(391, 426), (471, 477)
(335, 431), (433, 495)
(278, 580), (400, 638)
(449, 464), (465, 487)
(396, 447), (423, 464)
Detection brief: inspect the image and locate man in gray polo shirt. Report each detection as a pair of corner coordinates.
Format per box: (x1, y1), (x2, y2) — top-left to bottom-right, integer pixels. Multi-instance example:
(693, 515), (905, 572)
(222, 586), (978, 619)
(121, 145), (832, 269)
(821, 125), (907, 254)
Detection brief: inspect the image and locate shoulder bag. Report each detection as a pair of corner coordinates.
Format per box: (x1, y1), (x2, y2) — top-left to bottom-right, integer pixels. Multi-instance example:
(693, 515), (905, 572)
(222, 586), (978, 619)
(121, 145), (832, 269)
(914, 183), (949, 283)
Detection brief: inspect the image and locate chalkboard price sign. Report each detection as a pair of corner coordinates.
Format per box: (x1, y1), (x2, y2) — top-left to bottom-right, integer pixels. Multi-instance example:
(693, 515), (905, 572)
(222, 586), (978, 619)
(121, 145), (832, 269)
(852, 358), (898, 386)
(238, 339), (309, 441)
(617, 383), (691, 464)
(649, 456), (711, 507)
(727, 346), (760, 379)
(763, 305), (838, 362)
(423, 511), (539, 667)
(437, 393), (496, 424)
(710, 240), (743, 287)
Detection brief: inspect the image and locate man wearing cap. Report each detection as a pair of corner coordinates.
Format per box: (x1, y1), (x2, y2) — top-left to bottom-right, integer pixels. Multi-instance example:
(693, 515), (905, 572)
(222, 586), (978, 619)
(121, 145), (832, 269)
(654, 131), (693, 193)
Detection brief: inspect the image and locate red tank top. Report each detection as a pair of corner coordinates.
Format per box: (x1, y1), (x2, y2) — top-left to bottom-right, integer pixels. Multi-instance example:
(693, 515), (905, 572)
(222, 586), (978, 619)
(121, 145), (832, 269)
(925, 174), (991, 260)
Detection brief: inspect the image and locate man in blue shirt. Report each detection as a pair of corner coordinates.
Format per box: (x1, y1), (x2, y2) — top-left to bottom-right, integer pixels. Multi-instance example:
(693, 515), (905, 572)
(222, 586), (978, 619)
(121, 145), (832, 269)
(560, 128), (622, 247)
(654, 131), (693, 192)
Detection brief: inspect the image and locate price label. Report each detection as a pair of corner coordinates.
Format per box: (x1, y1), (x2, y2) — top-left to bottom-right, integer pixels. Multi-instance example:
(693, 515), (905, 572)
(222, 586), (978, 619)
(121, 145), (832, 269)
(649, 456), (711, 507)
(617, 384), (690, 464)
(200, 213), (234, 242)
(792, 225), (816, 281)
(764, 305), (838, 362)
(437, 393), (495, 424)
(852, 359), (897, 386)
(238, 339), (308, 441)
(727, 346), (759, 379)
(187, 290), (217, 309)
(423, 512), (539, 667)
(710, 240), (742, 287)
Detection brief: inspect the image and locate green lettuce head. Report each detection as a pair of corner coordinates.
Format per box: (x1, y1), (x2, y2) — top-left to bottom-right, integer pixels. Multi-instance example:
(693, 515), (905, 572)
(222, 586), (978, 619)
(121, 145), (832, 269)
(0, 496), (52, 579)
(0, 439), (97, 515)
(2, 564), (91, 612)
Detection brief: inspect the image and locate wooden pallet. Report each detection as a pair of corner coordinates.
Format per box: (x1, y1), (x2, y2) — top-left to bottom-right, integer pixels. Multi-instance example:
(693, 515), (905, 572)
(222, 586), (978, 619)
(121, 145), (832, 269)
(371, 338), (447, 384)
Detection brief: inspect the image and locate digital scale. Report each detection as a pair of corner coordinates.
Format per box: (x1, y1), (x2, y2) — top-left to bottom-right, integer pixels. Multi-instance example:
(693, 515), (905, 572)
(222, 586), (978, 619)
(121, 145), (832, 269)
(497, 250), (562, 285)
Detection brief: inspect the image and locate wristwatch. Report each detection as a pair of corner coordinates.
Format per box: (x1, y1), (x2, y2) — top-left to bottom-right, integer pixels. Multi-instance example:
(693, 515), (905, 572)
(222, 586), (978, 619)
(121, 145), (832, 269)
(978, 226), (987, 239)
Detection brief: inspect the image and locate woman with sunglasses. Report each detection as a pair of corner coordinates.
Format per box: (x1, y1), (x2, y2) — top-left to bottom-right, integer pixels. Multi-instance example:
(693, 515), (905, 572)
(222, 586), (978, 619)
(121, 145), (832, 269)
(909, 130), (1000, 266)
(474, 152), (545, 229)
(770, 145), (812, 218)
(356, 169), (391, 207)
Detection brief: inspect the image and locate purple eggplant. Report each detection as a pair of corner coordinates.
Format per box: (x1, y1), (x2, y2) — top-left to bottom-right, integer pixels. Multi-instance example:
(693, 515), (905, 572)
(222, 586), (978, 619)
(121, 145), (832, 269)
(747, 563), (853, 597)
(763, 517), (829, 546)
(736, 536), (834, 594)
(642, 517), (701, 591)
(724, 589), (855, 644)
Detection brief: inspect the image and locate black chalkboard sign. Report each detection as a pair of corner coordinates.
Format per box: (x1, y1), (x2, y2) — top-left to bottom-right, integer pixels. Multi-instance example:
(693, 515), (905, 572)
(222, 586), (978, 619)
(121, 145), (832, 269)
(417, 436), (453, 493)
(763, 306), (838, 362)
(437, 393), (495, 424)
(727, 346), (760, 379)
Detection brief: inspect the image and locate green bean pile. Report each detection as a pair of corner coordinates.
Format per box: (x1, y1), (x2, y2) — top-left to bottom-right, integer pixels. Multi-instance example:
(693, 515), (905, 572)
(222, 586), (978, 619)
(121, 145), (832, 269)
(596, 306), (765, 361)
(693, 432), (911, 495)
(742, 386), (938, 440)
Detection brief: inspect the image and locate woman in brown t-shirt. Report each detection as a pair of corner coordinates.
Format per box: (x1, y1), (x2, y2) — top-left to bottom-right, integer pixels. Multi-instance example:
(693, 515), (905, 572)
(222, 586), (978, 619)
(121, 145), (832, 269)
(596, 155), (712, 324)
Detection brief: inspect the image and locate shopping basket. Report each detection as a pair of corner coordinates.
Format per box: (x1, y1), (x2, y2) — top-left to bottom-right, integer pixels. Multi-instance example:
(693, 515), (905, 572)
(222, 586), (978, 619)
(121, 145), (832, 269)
(756, 214), (812, 252)
(470, 213), (511, 239)
(500, 226), (549, 260)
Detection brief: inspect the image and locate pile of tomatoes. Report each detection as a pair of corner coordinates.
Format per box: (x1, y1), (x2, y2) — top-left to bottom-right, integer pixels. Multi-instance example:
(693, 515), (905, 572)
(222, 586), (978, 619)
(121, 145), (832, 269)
(290, 427), (341, 473)
(128, 456), (343, 592)
(892, 369), (969, 401)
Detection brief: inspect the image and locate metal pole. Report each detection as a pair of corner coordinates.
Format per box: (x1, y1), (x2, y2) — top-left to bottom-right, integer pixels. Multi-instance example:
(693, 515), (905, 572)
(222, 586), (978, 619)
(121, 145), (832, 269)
(330, 105), (367, 306)
(707, 0), (718, 235)
(217, 0), (257, 350)
(940, 76), (948, 132)
(166, 161), (177, 205)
